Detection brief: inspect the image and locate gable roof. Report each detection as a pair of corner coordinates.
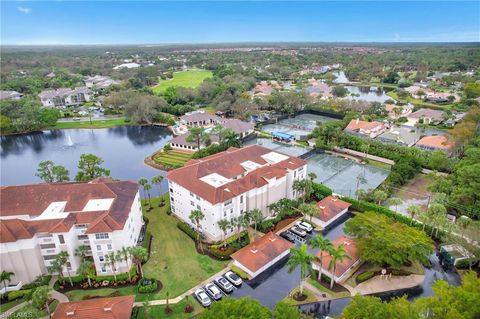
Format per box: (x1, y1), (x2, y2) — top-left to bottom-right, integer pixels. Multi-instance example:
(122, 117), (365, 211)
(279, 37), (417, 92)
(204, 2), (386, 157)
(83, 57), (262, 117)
(313, 235), (359, 277)
(0, 179), (138, 243)
(231, 232), (294, 273)
(416, 135), (453, 150)
(408, 108), (444, 121)
(166, 145), (307, 204)
(345, 119), (384, 131)
(52, 296), (135, 319)
(316, 196), (351, 222)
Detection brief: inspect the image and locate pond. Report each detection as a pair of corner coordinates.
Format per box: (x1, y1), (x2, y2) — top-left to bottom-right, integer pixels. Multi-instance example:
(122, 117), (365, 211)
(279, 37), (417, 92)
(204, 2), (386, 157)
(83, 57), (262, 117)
(344, 86), (393, 103)
(332, 71), (349, 84)
(0, 126), (173, 195)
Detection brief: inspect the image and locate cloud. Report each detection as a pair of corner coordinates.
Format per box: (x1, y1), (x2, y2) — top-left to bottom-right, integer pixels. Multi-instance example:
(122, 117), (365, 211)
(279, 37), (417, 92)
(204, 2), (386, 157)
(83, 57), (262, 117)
(17, 7), (32, 14)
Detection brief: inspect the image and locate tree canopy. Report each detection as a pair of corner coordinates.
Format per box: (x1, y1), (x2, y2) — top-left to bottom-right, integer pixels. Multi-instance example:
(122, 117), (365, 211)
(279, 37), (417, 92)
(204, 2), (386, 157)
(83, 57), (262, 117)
(199, 297), (271, 319)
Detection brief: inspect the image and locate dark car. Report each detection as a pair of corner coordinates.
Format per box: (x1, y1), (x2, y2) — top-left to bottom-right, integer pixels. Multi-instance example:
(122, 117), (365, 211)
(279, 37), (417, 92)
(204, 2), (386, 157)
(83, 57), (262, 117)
(214, 276), (234, 293)
(280, 231), (296, 243)
(204, 283), (223, 300)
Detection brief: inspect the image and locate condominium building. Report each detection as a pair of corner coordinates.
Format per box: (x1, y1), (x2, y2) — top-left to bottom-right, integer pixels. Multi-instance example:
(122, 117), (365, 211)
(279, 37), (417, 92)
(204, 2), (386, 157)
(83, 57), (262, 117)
(0, 178), (144, 286)
(166, 145), (308, 241)
(38, 87), (92, 108)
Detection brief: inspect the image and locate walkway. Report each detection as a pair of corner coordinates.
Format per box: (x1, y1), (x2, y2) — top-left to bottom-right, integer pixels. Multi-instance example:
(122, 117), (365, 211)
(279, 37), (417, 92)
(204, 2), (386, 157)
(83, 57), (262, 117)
(0, 301), (27, 319)
(303, 281), (330, 301)
(352, 274), (425, 295)
(48, 275), (69, 303)
(133, 262), (233, 307)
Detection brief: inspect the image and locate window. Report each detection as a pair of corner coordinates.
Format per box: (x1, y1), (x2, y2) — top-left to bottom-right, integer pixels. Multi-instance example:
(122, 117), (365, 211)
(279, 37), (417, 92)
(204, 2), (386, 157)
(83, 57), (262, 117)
(240, 196), (243, 204)
(40, 243), (56, 249)
(77, 235), (88, 240)
(190, 200), (195, 206)
(171, 197), (175, 202)
(43, 255), (56, 261)
(107, 244), (112, 250)
(190, 192), (194, 197)
(294, 171), (297, 178)
(170, 188), (174, 193)
(224, 211), (227, 217)
(95, 233), (109, 240)
(224, 199), (232, 206)
(58, 235), (65, 244)
(101, 265), (106, 273)
(196, 195), (200, 200)
(74, 224), (87, 229)
(99, 255), (104, 262)
(196, 204), (201, 210)
(96, 245), (102, 251)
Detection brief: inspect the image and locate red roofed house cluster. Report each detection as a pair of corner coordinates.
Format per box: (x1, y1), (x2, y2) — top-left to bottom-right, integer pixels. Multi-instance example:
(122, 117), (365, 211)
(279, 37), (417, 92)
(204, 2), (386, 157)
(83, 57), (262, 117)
(416, 135), (454, 153)
(0, 178), (144, 286)
(52, 296), (135, 319)
(311, 235), (361, 283)
(344, 119), (387, 138)
(166, 145), (308, 241)
(231, 232), (294, 278)
(313, 196), (352, 228)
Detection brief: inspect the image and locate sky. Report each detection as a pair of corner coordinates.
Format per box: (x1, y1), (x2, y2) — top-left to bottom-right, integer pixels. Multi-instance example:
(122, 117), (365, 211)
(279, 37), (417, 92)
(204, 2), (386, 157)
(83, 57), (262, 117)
(1, 1), (479, 45)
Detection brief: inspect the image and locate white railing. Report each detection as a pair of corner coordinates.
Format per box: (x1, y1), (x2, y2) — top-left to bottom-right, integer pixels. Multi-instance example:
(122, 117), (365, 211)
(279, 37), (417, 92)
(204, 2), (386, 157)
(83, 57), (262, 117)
(0, 281), (22, 295)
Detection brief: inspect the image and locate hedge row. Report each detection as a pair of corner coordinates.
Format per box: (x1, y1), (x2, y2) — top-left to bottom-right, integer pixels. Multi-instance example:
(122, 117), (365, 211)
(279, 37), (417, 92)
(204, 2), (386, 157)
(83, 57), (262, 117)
(312, 183), (333, 200)
(7, 289), (32, 301)
(356, 271), (375, 283)
(177, 222), (204, 241)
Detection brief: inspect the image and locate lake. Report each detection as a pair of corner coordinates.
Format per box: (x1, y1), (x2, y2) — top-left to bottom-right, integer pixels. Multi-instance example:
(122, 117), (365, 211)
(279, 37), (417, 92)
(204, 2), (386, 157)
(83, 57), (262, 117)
(0, 126), (173, 194)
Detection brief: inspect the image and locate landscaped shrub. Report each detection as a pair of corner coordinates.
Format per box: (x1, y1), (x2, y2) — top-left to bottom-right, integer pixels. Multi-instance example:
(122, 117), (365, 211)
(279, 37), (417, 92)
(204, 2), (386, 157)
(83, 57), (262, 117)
(455, 259), (477, 269)
(356, 271), (375, 283)
(22, 275), (51, 290)
(391, 269), (412, 276)
(7, 289), (32, 301)
(130, 306), (140, 319)
(177, 222), (204, 241)
(231, 265), (249, 280)
(312, 183), (333, 200)
(258, 219), (275, 233)
(137, 278), (158, 293)
(94, 268), (137, 282)
(208, 246), (236, 259)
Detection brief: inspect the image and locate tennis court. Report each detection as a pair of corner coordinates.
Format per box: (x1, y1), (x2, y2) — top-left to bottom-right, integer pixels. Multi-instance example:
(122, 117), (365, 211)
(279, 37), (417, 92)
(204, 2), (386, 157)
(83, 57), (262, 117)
(244, 138), (309, 157)
(262, 113), (338, 139)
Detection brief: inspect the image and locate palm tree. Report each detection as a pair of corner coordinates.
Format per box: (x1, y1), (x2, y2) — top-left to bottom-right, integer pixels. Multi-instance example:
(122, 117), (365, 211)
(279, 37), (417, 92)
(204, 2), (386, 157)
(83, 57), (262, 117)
(77, 261), (95, 287)
(130, 246), (148, 278)
(328, 245), (351, 289)
(298, 203), (319, 223)
(406, 204), (421, 225)
(217, 219), (231, 249)
(47, 260), (64, 285)
(293, 179), (313, 203)
(186, 127), (210, 150)
(189, 209), (205, 252)
(0, 270), (14, 290)
(372, 190), (388, 205)
(74, 245), (89, 263)
(308, 172), (317, 182)
(138, 178), (150, 206)
(56, 251), (73, 287)
(355, 175), (367, 199)
(118, 247), (132, 281)
(151, 175), (164, 206)
(143, 183), (153, 208)
(249, 209), (263, 239)
(219, 128), (240, 147)
(388, 197), (403, 213)
(287, 244), (315, 297)
(105, 252), (119, 281)
(309, 235), (332, 281)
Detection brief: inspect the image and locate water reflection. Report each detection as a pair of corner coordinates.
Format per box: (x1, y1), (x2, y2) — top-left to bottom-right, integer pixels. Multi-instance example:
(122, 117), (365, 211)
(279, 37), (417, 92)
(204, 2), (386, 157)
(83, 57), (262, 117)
(0, 126), (173, 195)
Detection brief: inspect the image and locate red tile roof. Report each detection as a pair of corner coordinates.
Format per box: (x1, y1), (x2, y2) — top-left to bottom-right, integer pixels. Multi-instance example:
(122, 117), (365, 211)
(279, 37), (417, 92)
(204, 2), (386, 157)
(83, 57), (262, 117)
(313, 235), (359, 277)
(231, 232), (294, 273)
(52, 296), (135, 319)
(167, 145), (307, 204)
(416, 135), (453, 150)
(316, 196), (351, 222)
(345, 119), (384, 131)
(0, 179), (139, 243)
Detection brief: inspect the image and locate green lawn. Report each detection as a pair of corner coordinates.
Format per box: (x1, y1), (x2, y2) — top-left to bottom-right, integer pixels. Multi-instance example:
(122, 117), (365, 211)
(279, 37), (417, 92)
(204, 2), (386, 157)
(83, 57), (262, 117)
(7, 301), (58, 319)
(48, 118), (133, 130)
(152, 69), (213, 94)
(153, 150), (192, 168)
(0, 299), (23, 314)
(136, 298), (204, 319)
(307, 277), (351, 299)
(386, 91), (452, 110)
(142, 196), (228, 299)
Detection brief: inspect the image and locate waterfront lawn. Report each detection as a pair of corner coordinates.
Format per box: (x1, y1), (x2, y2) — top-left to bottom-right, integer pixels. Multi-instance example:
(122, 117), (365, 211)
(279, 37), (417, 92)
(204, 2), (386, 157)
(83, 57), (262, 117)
(153, 150), (192, 168)
(49, 118), (132, 130)
(386, 91), (452, 110)
(142, 196), (228, 299)
(152, 69), (213, 94)
(136, 298), (204, 319)
(7, 301), (58, 319)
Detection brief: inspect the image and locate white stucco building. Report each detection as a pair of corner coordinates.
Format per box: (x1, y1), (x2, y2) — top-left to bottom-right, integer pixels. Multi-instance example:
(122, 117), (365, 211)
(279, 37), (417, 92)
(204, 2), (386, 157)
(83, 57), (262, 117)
(38, 87), (92, 108)
(0, 178), (144, 286)
(166, 145), (308, 241)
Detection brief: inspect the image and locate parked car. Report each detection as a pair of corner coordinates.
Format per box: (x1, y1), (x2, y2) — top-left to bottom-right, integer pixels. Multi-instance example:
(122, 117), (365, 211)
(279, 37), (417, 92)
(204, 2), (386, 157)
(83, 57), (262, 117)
(280, 231), (296, 243)
(214, 276), (234, 293)
(296, 220), (314, 232)
(290, 225), (307, 237)
(194, 288), (211, 307)
(204, 283), (223, 300)
(224, 271), (243, 286)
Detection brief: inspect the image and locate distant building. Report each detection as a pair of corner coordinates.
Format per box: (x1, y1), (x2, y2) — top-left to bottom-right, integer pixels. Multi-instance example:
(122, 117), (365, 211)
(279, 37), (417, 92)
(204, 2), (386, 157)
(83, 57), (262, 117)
(406, 108), (445, 126)
(52, 296), (135, 319)
(313, 196), (352, 228)
(378, 126), (420, 147)
(253, 82), (274, 97)
(416, 135), (454, 153)
(345, 119), (387, 138)
(384, 103), (413, 119)
(311, 235), (361, 283)
(231, 232), (294, 278)
(113, 63), (140, 70)
(0, 90), (23, 101)
(84, 75), (120, 90)
(38, 87), (92, 108)
(180, 111), (222, 127)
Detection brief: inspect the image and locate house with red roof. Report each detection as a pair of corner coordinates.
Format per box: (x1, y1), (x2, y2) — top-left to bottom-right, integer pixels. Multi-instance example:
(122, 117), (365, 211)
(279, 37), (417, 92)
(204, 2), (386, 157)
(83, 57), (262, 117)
(231, 232), (294, 278)
(0, 179), (144, 286)
(311, 235), (361, 283)
(415, 135), (454, 153)
(52, 296), (135, 319)
(313, 196), (352, 228)
(166, 145), (308, 241)
(344, 119), (387, 138)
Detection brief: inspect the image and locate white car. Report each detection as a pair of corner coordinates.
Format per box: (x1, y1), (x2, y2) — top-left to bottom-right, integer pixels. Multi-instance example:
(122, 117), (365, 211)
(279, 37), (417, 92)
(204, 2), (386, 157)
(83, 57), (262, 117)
(296, 220), (314, 232)
(224, 271), (243, 286)
(290, 225), (307, 237)
(194, 288), (211, 307)
(204, 283), (223, 300)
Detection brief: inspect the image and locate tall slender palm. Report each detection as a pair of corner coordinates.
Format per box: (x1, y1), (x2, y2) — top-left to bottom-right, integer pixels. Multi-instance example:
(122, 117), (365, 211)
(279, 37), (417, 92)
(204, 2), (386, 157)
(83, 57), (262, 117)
(118, 247), (132, 281)
(189, 209), (205, 252)
(151, 175), (164, 206)
(74, 245), (89, 263)
(143, 183), (153, 208)
(47, 260), (64, 285)
(217, 219), (231, 249)
(130, 246), (148, 278)
(308, 172), (317, 182)
(249, 209), (263, 239)
(0, 271), (14, 290)
(298, 203), (319, 223)
(56, 251), (73, 287)
(309, 235), (332, 281)
(138, 178), (150, 206)
(105, 252), (119, 281)
(388, 197), (403, 213)
(287, 244), (315, 296)
(406, 205), (421, 225)
(328, 245), (351, 289)
(77, 261), (95, 287)
(239, 214), (251, 241)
